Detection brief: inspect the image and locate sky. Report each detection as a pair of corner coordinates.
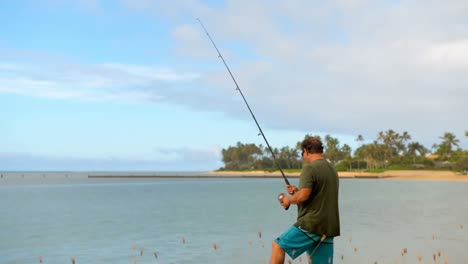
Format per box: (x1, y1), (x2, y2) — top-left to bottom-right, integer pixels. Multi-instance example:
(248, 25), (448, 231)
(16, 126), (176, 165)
(1, 0), (467, 171)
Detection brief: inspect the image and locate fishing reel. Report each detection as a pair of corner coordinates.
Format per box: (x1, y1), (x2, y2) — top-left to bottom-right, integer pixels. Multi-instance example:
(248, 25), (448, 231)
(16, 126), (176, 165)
(278, 193), (290, 210)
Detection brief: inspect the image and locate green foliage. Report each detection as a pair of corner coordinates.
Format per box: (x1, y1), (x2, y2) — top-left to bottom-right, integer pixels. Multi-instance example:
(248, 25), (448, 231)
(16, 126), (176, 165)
(421, 158), (435, 168)
(349, 160), (368, 170)
(221, 141), (302, 171)
(222, 142), (263, 170)
(335, 161), (350, 172)
(454, 155), (468, 171)
(324, 135), (342, 164)
(387, 164), (408, 170)
(436, 132), (460, 160)
(219, 130), (467, 172)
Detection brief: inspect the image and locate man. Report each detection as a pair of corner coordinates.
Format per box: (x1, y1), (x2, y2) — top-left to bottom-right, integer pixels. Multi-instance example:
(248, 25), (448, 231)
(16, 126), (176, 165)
(270, 136), (340, 264)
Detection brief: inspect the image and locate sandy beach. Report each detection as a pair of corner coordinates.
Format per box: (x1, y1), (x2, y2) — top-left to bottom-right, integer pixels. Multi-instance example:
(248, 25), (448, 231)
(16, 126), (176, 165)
(208, 170), (468, 181)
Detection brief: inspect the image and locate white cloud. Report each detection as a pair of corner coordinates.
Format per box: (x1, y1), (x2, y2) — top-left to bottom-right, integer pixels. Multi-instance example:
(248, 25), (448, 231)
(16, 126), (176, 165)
(0, 147), (223, 171)
(2, 0), (467, 148)
(103, 63), (200, 82)
(420, 39), (468, 69)
(119, 0), (468, 145)
(0, 61), (199, 102)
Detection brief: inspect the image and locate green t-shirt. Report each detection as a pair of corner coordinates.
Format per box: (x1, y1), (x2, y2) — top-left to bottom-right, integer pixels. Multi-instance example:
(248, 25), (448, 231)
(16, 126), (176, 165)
(295, 159), (340, 237)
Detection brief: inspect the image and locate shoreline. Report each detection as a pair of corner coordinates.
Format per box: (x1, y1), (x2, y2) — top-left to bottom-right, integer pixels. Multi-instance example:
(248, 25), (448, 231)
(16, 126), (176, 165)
(1, 170), (467, 182)
(206, 170), (468, 181)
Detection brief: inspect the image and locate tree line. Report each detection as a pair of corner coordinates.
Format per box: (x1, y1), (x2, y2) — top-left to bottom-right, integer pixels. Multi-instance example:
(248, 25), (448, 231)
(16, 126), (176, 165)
(220, 130), (468, 172)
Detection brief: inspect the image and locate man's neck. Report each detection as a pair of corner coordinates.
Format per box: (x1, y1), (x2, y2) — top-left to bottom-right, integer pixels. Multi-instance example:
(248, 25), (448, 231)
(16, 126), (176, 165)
(306, 153), (324, 163)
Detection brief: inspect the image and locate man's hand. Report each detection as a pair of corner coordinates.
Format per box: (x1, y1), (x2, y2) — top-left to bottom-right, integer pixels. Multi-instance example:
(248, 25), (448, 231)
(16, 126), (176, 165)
(278, 193), (291, 210)
(280, 195), (291, 209)
(286, 185), (298, 195)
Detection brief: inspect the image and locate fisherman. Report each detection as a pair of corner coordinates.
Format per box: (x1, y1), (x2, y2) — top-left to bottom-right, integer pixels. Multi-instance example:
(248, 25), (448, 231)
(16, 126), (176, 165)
(270, 136), (340, 264)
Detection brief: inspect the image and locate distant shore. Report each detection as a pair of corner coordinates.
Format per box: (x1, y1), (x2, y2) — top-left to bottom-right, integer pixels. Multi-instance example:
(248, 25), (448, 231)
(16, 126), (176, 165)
(207, 170), (468, 181)
(3, 170), (465, 182)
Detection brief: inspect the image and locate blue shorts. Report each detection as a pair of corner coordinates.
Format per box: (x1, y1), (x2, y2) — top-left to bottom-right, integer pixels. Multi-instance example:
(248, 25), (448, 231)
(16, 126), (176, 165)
(274, 226), (334, 263)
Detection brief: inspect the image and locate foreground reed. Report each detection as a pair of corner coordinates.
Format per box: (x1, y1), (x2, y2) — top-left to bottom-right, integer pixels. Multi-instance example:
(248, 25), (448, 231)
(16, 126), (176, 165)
(34, 223), (464, 263)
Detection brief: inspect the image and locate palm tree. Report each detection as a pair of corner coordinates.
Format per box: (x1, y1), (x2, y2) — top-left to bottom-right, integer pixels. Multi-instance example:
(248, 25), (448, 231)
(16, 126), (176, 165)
(401, 131), (411, 142)
(431, 143), (438, 154)
(279, 146), (299, 169)
(398, 131), (412, 155)
(324, 135), (341, 164)
(355, 134), (364, 170)
(342, 144), (352, 170)
(378, 129), (397, 166)
(438, 132), (460, 158)
(342, 144), (352, 156)
(362, 142), (386, 170)
(407, 142), (427, 165)
(377, 131), (385, 144)
(356, 134), (364, 143)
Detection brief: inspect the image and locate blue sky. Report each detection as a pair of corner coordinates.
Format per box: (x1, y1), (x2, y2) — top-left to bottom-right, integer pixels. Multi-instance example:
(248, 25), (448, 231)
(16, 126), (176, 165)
(1, 0), (467, 171)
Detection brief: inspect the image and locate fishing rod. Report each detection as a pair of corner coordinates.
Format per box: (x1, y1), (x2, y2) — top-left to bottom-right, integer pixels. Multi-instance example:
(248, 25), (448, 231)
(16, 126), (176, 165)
(197, 18), (290, 186)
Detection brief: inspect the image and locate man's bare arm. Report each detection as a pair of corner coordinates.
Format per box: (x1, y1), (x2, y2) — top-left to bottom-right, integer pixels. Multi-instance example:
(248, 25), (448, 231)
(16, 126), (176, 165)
(288, 188), (312, 204)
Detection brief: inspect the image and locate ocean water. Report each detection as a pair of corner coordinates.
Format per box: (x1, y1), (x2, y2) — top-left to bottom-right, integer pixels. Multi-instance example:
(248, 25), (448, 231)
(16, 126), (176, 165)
(1, 173), (467, 264)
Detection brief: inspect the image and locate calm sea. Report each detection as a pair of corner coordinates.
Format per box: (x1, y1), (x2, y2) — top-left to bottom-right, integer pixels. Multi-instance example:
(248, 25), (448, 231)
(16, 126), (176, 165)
(1, 172), (467, 264)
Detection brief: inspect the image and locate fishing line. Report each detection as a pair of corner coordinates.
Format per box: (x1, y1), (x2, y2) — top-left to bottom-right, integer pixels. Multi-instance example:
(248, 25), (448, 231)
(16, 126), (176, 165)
(196, 18), (290, 186)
